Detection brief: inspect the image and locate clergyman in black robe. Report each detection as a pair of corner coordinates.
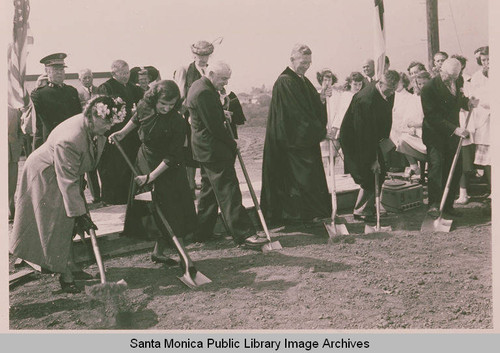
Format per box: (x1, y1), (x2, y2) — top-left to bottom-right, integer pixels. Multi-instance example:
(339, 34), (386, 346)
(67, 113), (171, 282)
(339, 71), (400, 221)
(260, 44), (331, 226)
(97, 60), (143, 205)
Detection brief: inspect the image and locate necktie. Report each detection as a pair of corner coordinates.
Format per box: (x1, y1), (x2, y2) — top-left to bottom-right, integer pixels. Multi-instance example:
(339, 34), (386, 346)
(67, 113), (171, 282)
(88, 87), (92, 97)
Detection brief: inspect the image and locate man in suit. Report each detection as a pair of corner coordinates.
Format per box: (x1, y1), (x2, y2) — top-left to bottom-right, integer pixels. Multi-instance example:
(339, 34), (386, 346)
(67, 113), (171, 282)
(77, 68), (101, 203)
(421, 58), (478, 218)
(31, 53), (82, 149)
(362, 59), (375, 84)
(77, 68), (98, 107)
(339, 70), (400, 222)
(174, 40), (214, 197)
(97, 59), (143, 204)
(186, 61), (268, 247)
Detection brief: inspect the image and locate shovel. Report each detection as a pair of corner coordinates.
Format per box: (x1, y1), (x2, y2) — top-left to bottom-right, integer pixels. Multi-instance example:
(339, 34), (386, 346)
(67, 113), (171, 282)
(85, 227), (128, 297)
(81, 190), (128, 298)
(364, 165), (392, 234)
(223, 116), (282, 252)
(111, 136), (211, 289)
(324, 139), (349, 242)
(421, 109), (473, 233)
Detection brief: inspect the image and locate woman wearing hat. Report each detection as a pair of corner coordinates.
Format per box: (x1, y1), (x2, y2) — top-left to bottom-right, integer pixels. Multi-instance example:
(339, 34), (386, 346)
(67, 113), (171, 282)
(10, 96), (126, 293)
(110, 80), (197, 263)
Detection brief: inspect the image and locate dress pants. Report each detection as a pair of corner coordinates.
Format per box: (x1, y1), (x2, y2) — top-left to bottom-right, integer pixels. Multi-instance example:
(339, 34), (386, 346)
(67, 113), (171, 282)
(426, 144), (462, 210)
(195, 159), (255, 244)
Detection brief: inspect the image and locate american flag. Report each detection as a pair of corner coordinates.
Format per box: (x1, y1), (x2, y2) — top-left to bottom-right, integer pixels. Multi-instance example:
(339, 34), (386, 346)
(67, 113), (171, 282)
(8, 0), (32, 110)
(373, 0), (386, 80)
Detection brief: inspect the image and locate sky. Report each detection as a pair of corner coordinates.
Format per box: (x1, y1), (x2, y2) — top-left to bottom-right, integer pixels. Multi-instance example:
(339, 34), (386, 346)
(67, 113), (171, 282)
(10, 0), (488, 93)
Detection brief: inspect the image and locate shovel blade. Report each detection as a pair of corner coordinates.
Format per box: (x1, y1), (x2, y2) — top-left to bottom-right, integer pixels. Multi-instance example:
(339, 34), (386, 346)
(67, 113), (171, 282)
(364, 224), (392, 234)
(178, 269), (212, 289)
(421, 215), (452, 232)
(261, 241), (283, 253)
(324, 221), (349, 238)
(134, 191), (153, 201)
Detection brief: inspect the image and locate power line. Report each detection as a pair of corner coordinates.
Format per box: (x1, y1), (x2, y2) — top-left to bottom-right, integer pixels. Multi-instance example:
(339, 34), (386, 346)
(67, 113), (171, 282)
(448, 0), (463, 54)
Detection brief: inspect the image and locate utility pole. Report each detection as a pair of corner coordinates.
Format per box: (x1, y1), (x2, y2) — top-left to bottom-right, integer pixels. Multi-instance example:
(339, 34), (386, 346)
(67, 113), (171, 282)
(426, 0), (440, 71)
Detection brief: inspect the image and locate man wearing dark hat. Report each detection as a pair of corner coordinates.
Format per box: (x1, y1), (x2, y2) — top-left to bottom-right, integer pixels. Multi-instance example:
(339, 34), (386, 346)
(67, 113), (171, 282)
(174, 40), (214, 197)
(31, 53), (82, 149)
(97, 59), (143, 205)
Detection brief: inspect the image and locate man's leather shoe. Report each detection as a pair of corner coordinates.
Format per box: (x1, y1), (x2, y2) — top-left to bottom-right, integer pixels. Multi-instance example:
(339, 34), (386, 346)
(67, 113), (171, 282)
(244, 234), (269, 247)
(71, 270), (94, 280)
(427, 207), (440, 219)
(353, 214), (376, 223)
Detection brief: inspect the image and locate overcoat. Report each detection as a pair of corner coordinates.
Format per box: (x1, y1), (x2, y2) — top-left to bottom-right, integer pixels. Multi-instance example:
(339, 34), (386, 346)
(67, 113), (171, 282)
(339, 83), (394, 190)
(420, 75), (469, 149)
(31, 83), (82, 148)
(186, 76), (237, 163)
(10, 114), (105, 273)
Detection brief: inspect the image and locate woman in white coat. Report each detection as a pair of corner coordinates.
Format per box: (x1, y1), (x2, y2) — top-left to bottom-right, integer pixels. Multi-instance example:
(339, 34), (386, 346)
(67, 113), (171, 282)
(471, 48), (490, 195)
(10, 96), (126, 293)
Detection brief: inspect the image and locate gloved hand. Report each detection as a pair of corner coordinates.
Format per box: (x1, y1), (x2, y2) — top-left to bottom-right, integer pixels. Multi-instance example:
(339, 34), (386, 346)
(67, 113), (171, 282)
(74, 214), (98, 235)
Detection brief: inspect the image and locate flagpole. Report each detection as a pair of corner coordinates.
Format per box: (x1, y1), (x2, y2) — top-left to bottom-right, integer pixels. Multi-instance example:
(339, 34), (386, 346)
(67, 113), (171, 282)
(426, 0), (440, 71)
(373, 0), (386, 81)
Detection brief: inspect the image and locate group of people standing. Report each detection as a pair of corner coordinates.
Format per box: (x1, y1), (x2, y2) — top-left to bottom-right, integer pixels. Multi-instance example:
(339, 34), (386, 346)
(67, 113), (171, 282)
(9, 40), (269, 293)
(8, 39), (490, 293)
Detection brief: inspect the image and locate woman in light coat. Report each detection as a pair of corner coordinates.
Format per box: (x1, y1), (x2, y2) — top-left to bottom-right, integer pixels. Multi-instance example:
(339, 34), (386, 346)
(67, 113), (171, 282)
(10, 96), (126, 293)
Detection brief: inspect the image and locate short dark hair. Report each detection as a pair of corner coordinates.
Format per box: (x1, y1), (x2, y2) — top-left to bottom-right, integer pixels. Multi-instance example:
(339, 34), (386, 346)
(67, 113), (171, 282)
(451, 54), (467, 69)
(344, 71), (365, 90)
(407, 61), (426, 73)
(382, 70), (400, 87)
(434, 51), (448, 60)
(316, 69), (338, 86)
(416, 71), (431, 81)
(474, 46), (489, 65)
(398, 72), (410, 89)
(141, 80), (181, 112)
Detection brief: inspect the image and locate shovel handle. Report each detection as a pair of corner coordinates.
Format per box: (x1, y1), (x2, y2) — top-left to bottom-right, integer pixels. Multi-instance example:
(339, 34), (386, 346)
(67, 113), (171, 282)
(374, 171), (381, 230)
(329, 140), (338, 220)
(111, 136), (141, 177)
(224, 118), (272, 240)
(438, 108), (474, 213)
(112, 137), (195, 272)
(89, 229), (106, 284)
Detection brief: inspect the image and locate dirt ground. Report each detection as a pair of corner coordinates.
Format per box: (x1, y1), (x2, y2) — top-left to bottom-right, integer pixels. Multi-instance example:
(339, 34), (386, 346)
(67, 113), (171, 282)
(9, 126), (492, 330)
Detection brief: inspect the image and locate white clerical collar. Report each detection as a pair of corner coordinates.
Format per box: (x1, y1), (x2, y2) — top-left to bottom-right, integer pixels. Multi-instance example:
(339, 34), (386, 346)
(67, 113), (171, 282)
(376, 83), (388, 101)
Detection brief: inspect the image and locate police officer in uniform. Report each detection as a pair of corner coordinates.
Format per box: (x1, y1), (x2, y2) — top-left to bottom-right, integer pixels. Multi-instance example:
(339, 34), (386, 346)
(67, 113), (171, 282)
(31, 53), (82, 149)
